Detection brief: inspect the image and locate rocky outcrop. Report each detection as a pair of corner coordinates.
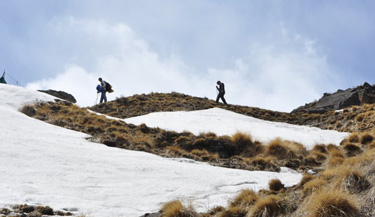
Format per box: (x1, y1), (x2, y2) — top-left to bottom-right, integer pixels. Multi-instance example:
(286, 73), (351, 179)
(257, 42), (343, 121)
(39, 89), (77, 103)
(293, 82), (375, 113)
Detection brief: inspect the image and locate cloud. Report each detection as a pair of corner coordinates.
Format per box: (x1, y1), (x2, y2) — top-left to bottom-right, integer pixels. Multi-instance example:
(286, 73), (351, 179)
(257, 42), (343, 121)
(26, 17), (336, 112)
(26, 17), (206, 106)
(206, 25), (337, 112)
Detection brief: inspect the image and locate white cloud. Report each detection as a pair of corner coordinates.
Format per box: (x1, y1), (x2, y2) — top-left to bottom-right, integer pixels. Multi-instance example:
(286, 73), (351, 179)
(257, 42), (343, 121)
(206, 27), (337, 112)
(26, 17), (336, 112)
(27, 17), (207, 106)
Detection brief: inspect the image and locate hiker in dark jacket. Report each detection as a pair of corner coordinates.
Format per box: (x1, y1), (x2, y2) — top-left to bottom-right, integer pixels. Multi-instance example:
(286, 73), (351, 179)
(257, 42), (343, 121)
(98, 77), (107, 103)
(216, 81), (227, 104)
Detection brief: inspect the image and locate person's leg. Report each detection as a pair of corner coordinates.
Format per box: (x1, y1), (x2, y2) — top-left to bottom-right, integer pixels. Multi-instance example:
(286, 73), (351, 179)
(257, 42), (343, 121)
(100, 92), (104, 103)
(103, 91), (107, 103)
(216, 93), (221, 103)
(221, 95), (227, 105)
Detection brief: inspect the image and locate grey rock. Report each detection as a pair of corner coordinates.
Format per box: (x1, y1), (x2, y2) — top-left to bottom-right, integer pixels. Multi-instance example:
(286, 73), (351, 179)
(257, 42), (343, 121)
(38, 89), (77, 103)
(293, 82), (375, 113)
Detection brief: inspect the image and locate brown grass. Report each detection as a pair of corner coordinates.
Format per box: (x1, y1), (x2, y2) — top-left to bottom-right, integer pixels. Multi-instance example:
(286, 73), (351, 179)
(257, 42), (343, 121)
(22, 94), (375, 217)
(304, 190), (359, 217)
(302, 178), (326, 195)
(229, 189), (258, 211)
(360, 132), (374, 145)
(265, 138), (305, 160)
(348, 133), (360, 143)
(296, 173), (315, 189)
(247, 195), (285, 217)
(343, 170), (371, 194)
(161, 200), (198, 217)
(231, 132), (262, 157)
(268, 179), (284, 192)
(343, 143), (362, 157)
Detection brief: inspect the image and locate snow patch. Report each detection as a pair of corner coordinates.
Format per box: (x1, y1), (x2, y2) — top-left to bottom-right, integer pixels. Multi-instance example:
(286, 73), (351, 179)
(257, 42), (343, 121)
(0, 84), (303, 216)
(124, 108), (349, 149)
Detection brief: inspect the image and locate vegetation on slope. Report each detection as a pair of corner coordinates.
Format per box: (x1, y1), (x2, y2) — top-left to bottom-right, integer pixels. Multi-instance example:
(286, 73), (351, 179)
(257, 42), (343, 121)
(89, 92), (295, 123)
(89, 92), (375, 133)
(22, 100), (329, 172)
(19, 92), (375, 217)
(161, 134), (375, 217)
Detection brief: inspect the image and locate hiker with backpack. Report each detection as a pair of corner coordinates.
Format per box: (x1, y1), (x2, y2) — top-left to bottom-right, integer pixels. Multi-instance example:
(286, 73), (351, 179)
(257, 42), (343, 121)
(216, 80), (227, 105)
(97, 77), (113, 103)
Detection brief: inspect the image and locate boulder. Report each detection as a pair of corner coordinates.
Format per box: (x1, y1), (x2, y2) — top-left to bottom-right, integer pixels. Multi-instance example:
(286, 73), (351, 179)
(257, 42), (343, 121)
(293, 82), (375, 113)
(38, 89), (77, 103)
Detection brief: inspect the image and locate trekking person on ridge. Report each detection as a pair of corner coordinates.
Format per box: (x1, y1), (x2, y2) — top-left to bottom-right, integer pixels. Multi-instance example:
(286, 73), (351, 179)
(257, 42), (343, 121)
(216, 80), (227, 105)
(98, 77), (107, 103)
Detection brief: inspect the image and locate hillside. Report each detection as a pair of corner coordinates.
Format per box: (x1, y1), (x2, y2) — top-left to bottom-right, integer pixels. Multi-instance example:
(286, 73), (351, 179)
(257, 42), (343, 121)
(90, 92), (375, 133)
(90, 92), (295, 122)
(0, 84), (303, 217)
(4, 84), (375, 216)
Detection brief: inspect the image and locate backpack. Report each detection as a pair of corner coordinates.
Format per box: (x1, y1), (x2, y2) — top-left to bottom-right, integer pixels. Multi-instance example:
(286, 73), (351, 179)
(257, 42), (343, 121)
(96, 84), (102, 92)
(105, 81), (114, 93)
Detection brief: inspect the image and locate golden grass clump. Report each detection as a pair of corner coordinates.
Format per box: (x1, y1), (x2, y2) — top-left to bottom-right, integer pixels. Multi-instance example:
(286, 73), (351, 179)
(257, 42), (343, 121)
(360, 132), (374, 145)
(297, 173), (315, 189)
(207, 206), (225, 216)
(268, 179), (284, 192)
(343, 170), (371, 194)
(229, 189), (258, 211)
(311, 144), (328, 154)
(304, 191), (359, 217)
(302, 178), (326, 195)
(348, 133), (360, 143)
(326, 149), (346, 168)
(247, 195), (285, 217)
(247, 157), (279, 172)
(231, 132), (262, 157)
(343, 143), (362, 157)
(161, 200), (198, 217)
(265, 138), (305, 160)
(355, 113), (365, 122)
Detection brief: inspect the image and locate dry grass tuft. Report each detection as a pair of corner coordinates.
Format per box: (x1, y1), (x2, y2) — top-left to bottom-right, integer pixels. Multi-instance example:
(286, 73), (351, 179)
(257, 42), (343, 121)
(268, 179), (284, 192)
(326, 149), (346, 168)
(265, 138), (288, 159)
(302, 178), (326, 195)
(208, 206), (225, 216)
(229, 189), (258, 211)
(360, 132), (374, 145)
(247, 157), (279, 172)
(247, 195), (285, 217)
(305, 190), (359, 217)
(161, 200), (198, 217)
(231, 132), (262, 157)
(348, 133), (360, 143)
(312, 144), (328, 154)
(265, 138), (305, 160)
(343, 171), (371, 194)
(20, 105), (36, 117)
(297, 173), (315, 189)
(343, 143), (362, 157)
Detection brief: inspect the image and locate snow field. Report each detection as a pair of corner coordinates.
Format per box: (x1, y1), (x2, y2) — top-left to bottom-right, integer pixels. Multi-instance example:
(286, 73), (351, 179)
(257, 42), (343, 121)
(124, 108), (349, 150)
(0, 84), (312, 216)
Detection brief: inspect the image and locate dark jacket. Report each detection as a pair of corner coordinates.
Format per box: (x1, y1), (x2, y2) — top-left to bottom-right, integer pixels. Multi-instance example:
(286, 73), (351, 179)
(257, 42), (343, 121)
(217, 82), (225, 94)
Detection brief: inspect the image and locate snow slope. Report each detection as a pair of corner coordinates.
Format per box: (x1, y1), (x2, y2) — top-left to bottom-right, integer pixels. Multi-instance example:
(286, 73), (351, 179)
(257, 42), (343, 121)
(0, 84), (302, 216)
(124, 108), (349, 149)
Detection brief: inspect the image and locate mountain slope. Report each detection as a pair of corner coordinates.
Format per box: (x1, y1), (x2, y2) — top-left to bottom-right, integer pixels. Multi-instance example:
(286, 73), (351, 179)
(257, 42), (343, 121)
(0, 84), (302, 217)
(90, 92), (375, 133)
(124, 107), (348, 149)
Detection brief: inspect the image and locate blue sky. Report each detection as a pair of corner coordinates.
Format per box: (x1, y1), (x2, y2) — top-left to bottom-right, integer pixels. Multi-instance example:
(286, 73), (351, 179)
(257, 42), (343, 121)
(1, 0), (374, 111)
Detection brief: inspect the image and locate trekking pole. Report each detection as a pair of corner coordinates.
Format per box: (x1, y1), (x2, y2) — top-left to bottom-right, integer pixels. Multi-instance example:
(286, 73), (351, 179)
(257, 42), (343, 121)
(95, 93), (99, 105)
